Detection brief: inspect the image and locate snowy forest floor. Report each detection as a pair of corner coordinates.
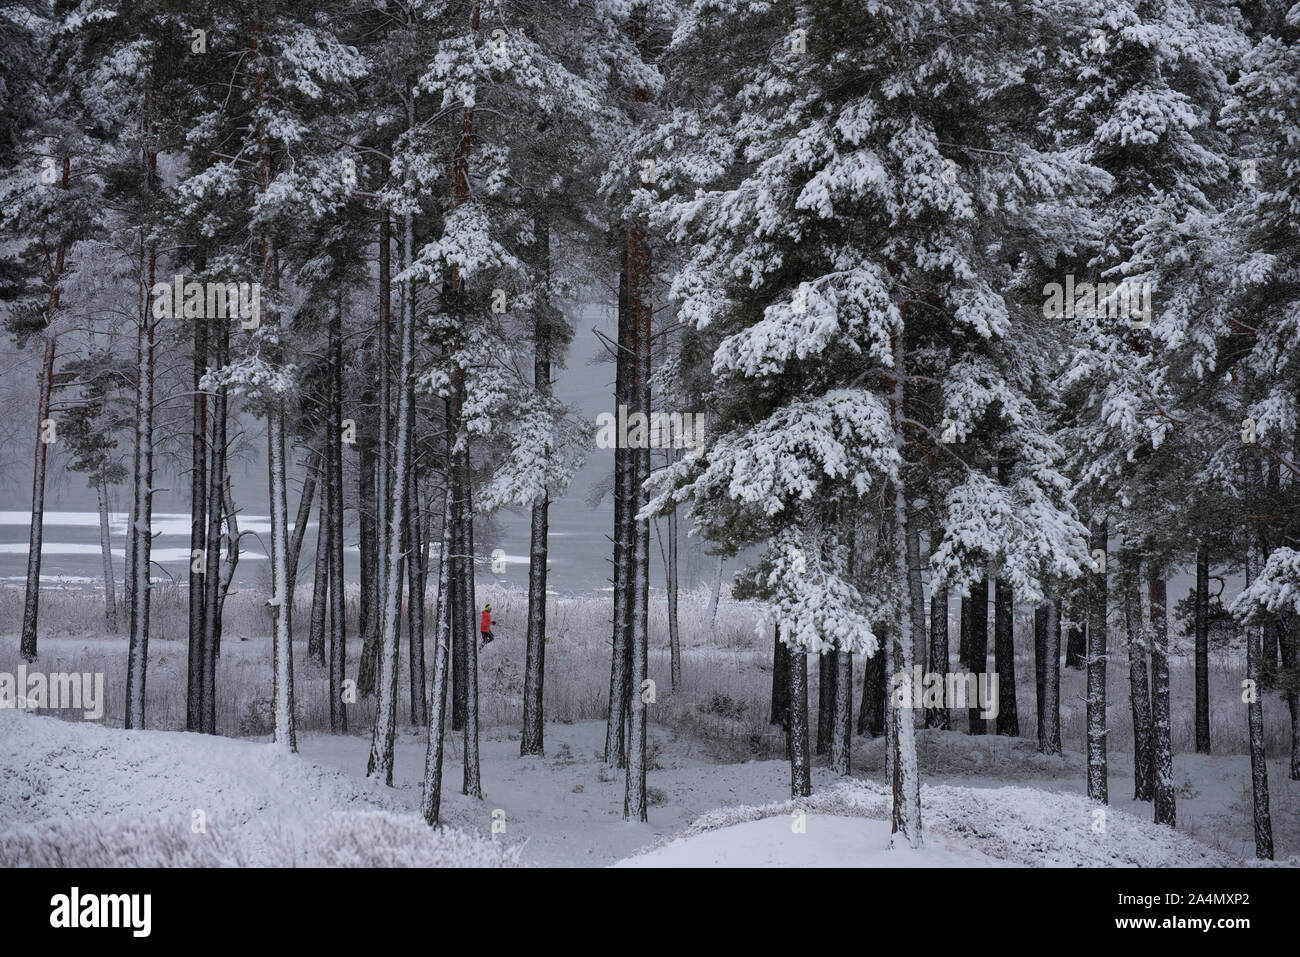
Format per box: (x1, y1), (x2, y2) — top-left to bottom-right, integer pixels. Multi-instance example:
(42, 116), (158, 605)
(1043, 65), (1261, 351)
(2, 584), (1297, 866)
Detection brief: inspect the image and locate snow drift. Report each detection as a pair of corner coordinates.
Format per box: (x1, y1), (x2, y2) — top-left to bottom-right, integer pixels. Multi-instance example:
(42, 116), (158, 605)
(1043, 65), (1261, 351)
(0, 709), (519, 867)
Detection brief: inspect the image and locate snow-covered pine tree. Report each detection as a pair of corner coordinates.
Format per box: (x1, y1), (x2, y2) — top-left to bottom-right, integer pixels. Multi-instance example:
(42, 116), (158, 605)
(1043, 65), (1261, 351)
(650, 0), (1092, 849)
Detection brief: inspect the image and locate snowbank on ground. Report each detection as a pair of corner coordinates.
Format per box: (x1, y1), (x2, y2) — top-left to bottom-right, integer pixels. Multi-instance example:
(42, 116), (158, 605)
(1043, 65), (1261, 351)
(618, 814), (1008, 867)
(0, 709), (519, 867)
(618, 779), (1234, 867)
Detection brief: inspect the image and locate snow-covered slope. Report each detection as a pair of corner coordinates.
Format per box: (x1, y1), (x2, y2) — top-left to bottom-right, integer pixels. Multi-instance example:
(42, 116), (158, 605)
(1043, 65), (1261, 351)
(0, 709), (519, 867)
(618, 779), (1235, 867)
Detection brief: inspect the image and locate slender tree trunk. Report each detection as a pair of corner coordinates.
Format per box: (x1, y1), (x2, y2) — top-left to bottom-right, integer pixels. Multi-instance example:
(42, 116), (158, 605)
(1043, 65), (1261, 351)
(1127, 569), (1154, 802)
(308, 484), (330, 666)
(268, 405), (296, 751)
(926, 586), (949, 729)
(286, 448), (320, 586)
(327, 292), (347, 733)
(666, 478), (681, 691)
(958, 592), (970, 669)
(830, 649), (853, 774)
(420, 491), (455, 825)
(187, 314), (208, 730)
(407, 443), (427, 726)
(96, 479), (117, 633)
(367, 209), (413, 785)
(1065, 582), (1086, 669)
(20, 332), (57, 662)
(125, 241), (155, 729)
(966, 578), (988, 735)
(521, 252), (553, 754)
(993, 577), (1018, 735)
(816, 652), (835, 755)
(624, 224), (652, 822)
(358, 415), (379, 693)
(1244, 537), (1274, 859)
(1034, 599), (1046, 743)
(707, 553), (723, 627)
(200, 320), (227, 734)
(771, 622), (790, 727)
(889, 334), (921, 848)
(1195, 540), (1211, 753)
(459, 376), (482, 799)
(906, 521), (926, 675)
(787, 644), (811, 797)
(19, 155), (67, 663)
(1149, 572), (1175, 826)
(1040, 598), (1062, 754)
(605, 262), (631, 766)
(858, 634), (887, 737)
(1085, 517), (1108, 803)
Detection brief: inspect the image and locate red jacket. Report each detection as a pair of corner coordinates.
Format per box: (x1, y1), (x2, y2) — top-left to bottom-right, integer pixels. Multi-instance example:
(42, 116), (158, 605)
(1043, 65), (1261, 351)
(481, 610), (492, 633)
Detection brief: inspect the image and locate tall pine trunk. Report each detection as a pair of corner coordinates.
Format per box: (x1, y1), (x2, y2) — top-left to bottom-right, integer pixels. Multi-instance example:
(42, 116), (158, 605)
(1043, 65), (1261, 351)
(200, 319), (228, 734)
(1085, 517), (1108, 803)
(1194, 540), (1211, 753)
(926, 586), (949, 729)
(770, 622), (789, 727)
(1126, 567), (1154, 802)
(1039, 598), (1062, 754)
(1149, 573), (1175, 826)
(187, 314), (208, 730)
(966, 578), (988, 734)
(1244, 537), (1274, 859)
(624, 225), (652, 822)
(521, 230), (553, 754)
(327, 293), (347, 733)
(19, 155), (67, 664)
(787, 643), (810, 797)
(604, 261), (631, 766)
(125, 241), (155, 729)
(96, 478), (117, 633)
(308, 482), (330, 666)
(993, 577), (1018, 735)
(889, 333), (921, 848)
(420, 491), (455, 825)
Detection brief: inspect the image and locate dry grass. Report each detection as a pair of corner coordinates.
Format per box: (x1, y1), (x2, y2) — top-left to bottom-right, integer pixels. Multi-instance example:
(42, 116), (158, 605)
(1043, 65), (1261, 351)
(0, 584), (1294, 767)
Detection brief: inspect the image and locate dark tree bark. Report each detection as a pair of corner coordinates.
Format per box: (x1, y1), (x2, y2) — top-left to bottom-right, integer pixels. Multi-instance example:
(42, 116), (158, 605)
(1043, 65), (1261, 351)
(187, 313), (208, 730)
(858, 637), (887, 737)
(788, 647), (811, 797)
(286, 448), (320, 586)
(1065, 582), (1086, 669)
(420, 491), (455, 826)
(1149, 574), (1175, 826)
(327, 297), (347, 733)
(19, 155), (67, 664)
(1085, 518), (1108, 803)
(966, 578), (988, 735)
(958, 591), (970, 669)
(666, 475), (682, 691)
(926, 587), (949, 729)
(1244, 539), (1274, 859)
(816, 651), (835, 755)
(521, 236), (553, 753)
(407, 449), (427, 726)
(1038, 599), (1062, 754)
(830, 649), (853, 774)
(308, 481), (330, 666)
(1194, 540), (1211, 753)
(357, 418), (379, 695)
(200, 318), (228, 734)
(993, 577), (1018, 735)
(1034, 600), (1046, 745)
(1126, 570), (1154, 803)
(604, 260), (631, 766)
(125, 242), (156, 730)
(770, 623), (790, 728)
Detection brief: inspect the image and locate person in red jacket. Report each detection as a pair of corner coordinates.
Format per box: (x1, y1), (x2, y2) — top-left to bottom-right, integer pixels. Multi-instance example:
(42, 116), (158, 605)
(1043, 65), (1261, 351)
(480, 604), (494, 645)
